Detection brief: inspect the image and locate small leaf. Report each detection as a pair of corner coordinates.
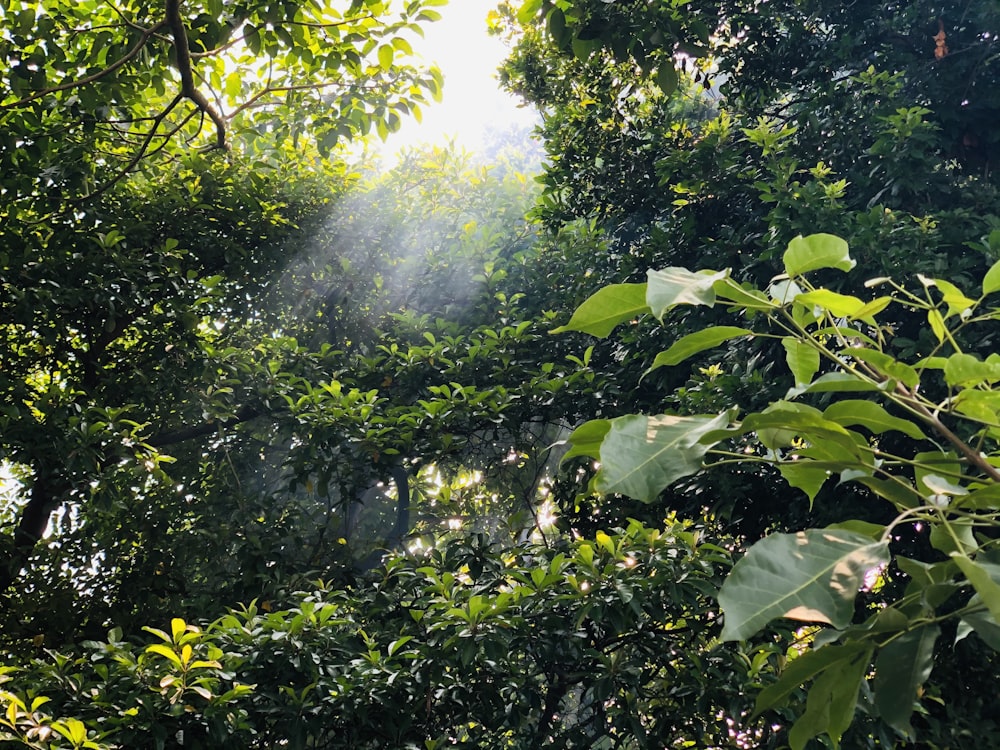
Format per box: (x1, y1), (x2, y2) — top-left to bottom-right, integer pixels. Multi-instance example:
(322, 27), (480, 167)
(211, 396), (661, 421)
(843, 347), (919, 389)
(596, 411), (732, 502)
(171, 618), (187, 642)
(794, 289), (866, 317)
(646, 267), (729, 319)
(778, 461), (829, 504)
(647, 326), (753, 372)
(783, 234), (855, 278)
(561, 419), (611, 463)
(873, 625), (940, 738)
(550, 283), (648, 338)
(719, 529), (890, 641)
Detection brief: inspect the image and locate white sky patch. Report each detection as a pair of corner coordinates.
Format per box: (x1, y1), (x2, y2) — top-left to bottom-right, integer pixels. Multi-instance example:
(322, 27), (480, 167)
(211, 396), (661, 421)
(378, 0), (538, 160)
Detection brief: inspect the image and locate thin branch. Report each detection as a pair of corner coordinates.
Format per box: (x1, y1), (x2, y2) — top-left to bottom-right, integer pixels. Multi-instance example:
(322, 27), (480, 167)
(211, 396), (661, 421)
(71, 92), (183, 202)
(0, 20), (167, 111)
(226, 80), (348, 120)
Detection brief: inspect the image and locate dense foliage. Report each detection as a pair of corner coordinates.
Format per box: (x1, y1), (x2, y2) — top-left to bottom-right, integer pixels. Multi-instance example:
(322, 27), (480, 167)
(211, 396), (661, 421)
(2, 0), (1000, 748)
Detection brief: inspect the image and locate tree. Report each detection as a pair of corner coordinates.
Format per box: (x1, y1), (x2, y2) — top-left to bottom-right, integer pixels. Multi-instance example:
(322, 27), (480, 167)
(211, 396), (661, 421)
(0, 0), (445, 213)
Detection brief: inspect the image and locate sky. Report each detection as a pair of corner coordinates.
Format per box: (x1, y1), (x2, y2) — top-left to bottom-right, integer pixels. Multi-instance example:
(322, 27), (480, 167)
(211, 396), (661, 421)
(378, 0), (539, 158)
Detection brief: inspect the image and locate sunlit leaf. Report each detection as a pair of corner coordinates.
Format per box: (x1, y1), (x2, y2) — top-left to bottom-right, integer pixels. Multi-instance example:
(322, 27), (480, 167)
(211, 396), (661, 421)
(596, 411), (733, 502)
(822, 400), (926, 439)
(719, 529), (890, 641)
(646, 267), (728, 319)
(550, 283), (648, 338)
(783, 234), (855, 278)
(646, 326), (753, 373)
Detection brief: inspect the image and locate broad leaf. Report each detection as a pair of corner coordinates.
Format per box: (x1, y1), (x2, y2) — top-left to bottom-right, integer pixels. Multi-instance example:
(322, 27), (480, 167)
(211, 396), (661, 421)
(951, 556), (1000, 621)
(646, 267), (728, 319)
(783, 234), (855, 278)
(782, 337), (820, 387)
(957, 596), (1000, 652)
(550, 283), (648, 338)
(754, 642), (869, 716)
(719, 529), (890, 641)
(874, 625), (940, 738)
(713, 277), (778, 310)
(647, 326), (753, 372)
(595, 411), (732, 502)
(943, 353), (1000, 388)
(823, 400), (926, 439)
(787, 643), (872, 750)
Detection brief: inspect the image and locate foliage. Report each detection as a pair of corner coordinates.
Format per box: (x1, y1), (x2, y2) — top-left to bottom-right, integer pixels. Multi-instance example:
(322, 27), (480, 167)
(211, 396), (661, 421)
(1, 520), (756, 749)
(560, 233), (1000, 747)
(0, 0), (445, 214)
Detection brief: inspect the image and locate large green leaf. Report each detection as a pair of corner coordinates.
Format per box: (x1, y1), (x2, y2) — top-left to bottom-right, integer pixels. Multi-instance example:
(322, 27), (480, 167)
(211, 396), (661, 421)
(645, 267), (728, 319)
(957, 595), (1000, 652)
(783, 234), (855, 278)
(719, 529), (890, 641)
(782, 337), (820, 387)
(754, 642), (870, 716)
(951, 556), (1000, 621)
(595, 411), (732, 502)
(843, 347), (920, 389)
(787, 643), (873, 750)
(943, 353), (1000, 388)
(647, 326), (753, 373)
(550, 283), (649, 338)
(786, 372), (886, 399)
(822, 400), (926, 439)
(873, 625), (940, 738)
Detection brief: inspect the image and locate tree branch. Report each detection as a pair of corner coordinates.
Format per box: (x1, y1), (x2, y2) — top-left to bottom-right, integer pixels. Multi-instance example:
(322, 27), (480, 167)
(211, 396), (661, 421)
(164, 0), (228, 150)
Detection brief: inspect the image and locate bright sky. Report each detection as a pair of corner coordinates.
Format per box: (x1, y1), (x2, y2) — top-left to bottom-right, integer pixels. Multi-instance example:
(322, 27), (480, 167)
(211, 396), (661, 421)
(379, 0), (538, 158)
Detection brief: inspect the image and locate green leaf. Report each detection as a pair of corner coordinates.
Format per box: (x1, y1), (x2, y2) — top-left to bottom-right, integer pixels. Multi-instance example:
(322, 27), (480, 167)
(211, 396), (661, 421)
(873, 625), (940, 738)
(951, 556), (1000, 621)
(918, 274), (976, 319)
(822, 400), (926, 439)
(595, 411), (732, 502)
(550, 283), (648, 338)
(754, 642), (869, 716)
(794, 289), (866, 317)
(786, 372), (886, 399)
(778, 461), (829, 505)
(983, 259), (1000, 297)
(713, 277), (778, 310)
(783, 234), (855, 278)
(782, 337), (820, 387)
(787, 643), (872, 750)
(645, 267), (729, 319)
(145, 643), (182, 665)
(957, 596), (1000, 651)
(516, 0), (543, 24)
(377, 44), (394, 70)
(647, 326), (753, 372)
(656, 62), (677, 95)
(843, 347), (919, 389)
(719, 529), (890, 641)
(562, 419), (611, 463)
(944, 353), (1000, 388)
